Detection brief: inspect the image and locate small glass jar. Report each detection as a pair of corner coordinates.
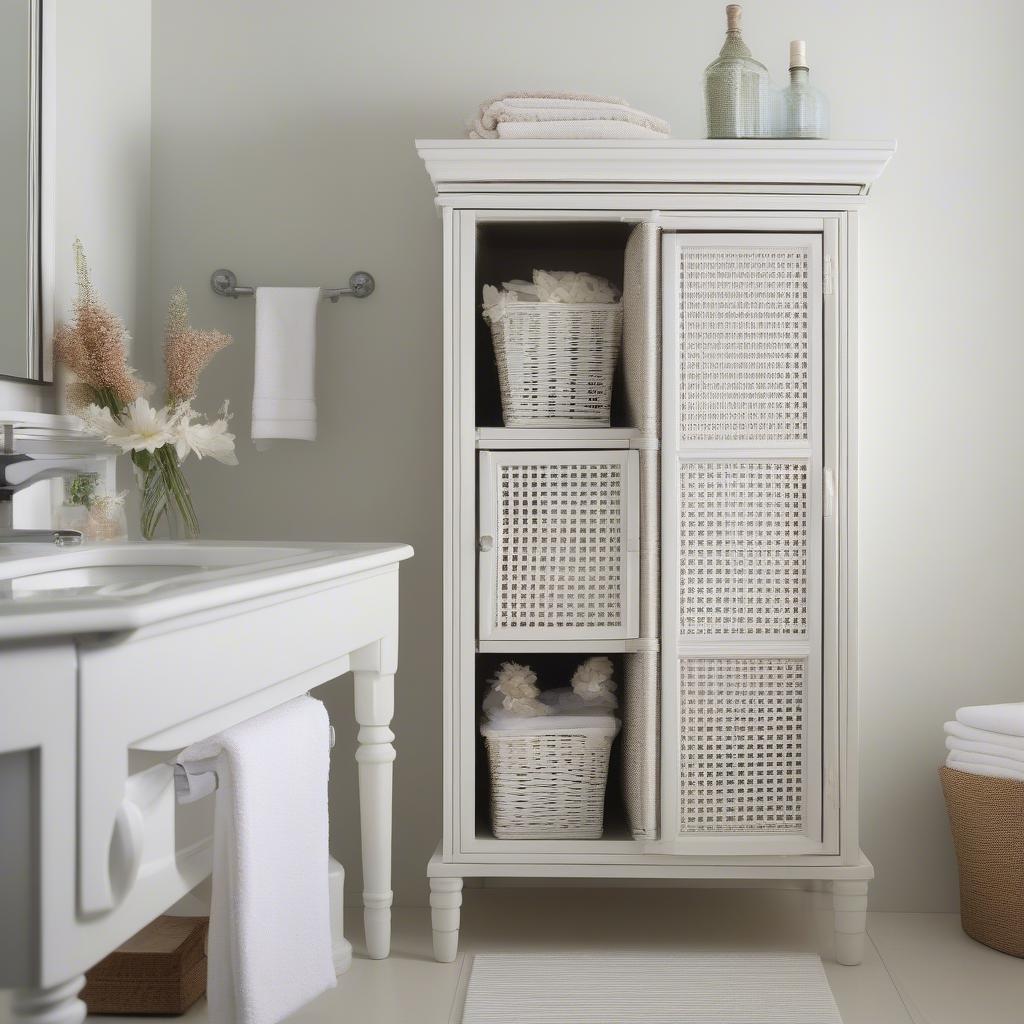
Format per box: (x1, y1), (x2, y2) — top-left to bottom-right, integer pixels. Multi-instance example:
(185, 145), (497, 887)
(781, 40), (830, 139)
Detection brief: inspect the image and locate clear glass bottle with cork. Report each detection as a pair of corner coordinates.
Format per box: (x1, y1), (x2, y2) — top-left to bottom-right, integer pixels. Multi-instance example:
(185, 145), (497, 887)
(703, 4), (775, 139)
(782, 40), (830, 139)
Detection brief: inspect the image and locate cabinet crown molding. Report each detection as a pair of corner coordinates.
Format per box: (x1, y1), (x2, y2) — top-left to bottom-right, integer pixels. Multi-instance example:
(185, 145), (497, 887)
(416, 139), (896, 194)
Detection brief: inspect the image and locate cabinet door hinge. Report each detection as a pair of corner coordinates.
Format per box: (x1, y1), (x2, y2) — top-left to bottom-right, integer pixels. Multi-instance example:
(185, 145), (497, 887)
(823, 254), (834, 296)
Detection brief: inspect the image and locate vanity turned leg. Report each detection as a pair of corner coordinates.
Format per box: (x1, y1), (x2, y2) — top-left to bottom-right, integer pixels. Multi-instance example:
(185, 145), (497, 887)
(328, 856), (353, 975)
(430, 877), (463, 963)
(354, 670), (395, 960)
(832, 879), (869, 966)
(12, 977), (87, 1024)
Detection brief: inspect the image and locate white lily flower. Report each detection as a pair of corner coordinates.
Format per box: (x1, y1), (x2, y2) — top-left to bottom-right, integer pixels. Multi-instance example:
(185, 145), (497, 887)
(175, 416), (238, 465)
(83, 397), (186, 454)
(78, 403), (120, 436)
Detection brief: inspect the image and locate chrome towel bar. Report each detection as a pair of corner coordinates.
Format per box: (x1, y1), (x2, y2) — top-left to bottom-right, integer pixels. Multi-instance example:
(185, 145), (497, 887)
(210, 268), (375, 302)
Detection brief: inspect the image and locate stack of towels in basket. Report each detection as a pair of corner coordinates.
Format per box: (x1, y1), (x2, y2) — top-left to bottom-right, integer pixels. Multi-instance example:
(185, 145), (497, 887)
(469, 91), (670, 139)
(945, 702), (1024, 781)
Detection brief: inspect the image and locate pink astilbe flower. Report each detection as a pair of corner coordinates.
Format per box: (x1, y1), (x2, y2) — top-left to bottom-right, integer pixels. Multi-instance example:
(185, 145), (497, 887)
(52, 240), (144, 407)
(163, 288), (232, 403)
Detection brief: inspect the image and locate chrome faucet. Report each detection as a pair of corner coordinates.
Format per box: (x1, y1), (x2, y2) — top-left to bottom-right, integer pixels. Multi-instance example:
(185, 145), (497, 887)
(0, 426), (107, 546)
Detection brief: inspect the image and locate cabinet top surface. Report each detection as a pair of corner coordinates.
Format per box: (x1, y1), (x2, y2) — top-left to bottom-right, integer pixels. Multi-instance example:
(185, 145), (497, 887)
(415, 138), (896, 194)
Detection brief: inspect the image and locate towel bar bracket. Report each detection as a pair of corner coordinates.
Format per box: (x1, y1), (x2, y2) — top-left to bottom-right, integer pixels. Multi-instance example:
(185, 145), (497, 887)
(210, 268), (375, 302)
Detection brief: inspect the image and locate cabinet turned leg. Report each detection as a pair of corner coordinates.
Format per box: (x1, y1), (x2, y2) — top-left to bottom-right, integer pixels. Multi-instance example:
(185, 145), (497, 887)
(354, 670), (396, 960)
(832, 880), (869, 966)
(12, 977), (86, 1024)
(430, 877), (463, 963)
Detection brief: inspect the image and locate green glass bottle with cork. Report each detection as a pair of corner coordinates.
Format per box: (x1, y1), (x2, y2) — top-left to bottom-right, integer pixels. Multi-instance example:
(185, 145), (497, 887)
(703, 4), (775, 139)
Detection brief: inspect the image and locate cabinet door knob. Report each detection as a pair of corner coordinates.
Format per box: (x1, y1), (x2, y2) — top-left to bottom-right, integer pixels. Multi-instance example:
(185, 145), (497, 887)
(478, 535), (494, 552)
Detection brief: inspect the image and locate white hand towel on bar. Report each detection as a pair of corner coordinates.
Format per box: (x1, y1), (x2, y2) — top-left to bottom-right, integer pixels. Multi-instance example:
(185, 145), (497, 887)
(955, 701), (1024, 738)
(944, 720), (1024, 750)
(252, 286), (321, 448)
(177, 696), (336, 1024)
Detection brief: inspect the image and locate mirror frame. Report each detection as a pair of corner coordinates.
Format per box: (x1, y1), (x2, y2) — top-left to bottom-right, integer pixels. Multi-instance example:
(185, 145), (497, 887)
(0, 0), (55, 411)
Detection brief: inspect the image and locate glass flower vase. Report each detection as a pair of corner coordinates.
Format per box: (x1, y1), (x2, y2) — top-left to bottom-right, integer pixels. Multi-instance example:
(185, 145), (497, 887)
(134, 445), (200, 541)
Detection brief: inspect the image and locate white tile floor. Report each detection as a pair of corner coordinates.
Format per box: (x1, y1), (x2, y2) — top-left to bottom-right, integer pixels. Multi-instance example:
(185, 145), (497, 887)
(5, 889), (1023, 1024)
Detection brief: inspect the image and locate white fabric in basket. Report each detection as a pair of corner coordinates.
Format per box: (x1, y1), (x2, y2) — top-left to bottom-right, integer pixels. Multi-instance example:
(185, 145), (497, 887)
(481, 711), (619, 735)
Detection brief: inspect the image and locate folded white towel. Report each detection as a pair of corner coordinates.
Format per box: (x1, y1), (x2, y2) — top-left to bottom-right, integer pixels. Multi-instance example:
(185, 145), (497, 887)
(945, 735), (1024, 764)
(944, 720), (1024, 750)
(471, 92), (670, 139)
(947, 749), (1024, 777)
(944, 759), (1024, 783)
(178, 697), (336, 1024)
(495, 120), (669, 140)
(955, 702), (1024, 738)
(252, 286), (321, 449)
(475, 91), (627, 130)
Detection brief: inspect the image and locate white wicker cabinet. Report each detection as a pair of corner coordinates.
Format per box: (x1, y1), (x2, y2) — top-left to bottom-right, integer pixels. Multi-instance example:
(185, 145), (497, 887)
(418, 139), (895, 967)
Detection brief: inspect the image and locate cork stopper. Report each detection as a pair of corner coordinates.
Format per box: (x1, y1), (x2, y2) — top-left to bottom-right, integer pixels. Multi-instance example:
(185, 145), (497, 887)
(789, 39), (807, 69)
(726, 4), (742, 32)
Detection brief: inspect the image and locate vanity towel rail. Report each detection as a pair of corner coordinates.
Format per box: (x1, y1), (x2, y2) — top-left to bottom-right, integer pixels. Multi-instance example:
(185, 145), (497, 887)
(174, 725), (336, 803)
(210, 268), (375, 302)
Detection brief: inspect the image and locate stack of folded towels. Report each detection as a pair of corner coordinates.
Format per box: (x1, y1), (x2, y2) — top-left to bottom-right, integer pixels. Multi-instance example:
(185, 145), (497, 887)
(469, 91), (670, 140)
(945, 702), (1024, 781)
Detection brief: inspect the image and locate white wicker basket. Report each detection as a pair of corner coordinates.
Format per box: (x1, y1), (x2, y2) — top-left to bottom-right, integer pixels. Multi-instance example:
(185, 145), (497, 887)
(484, 301), (623, 427)
(481, 718), (621, 839)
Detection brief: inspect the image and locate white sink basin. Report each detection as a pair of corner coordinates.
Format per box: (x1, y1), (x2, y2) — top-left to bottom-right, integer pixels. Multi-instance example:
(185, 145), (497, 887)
(0, 540), (414, 639)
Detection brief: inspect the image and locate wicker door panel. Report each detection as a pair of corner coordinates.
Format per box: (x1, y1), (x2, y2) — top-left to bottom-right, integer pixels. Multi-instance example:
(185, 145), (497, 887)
(679, 657), (808, 834)
(479, 450), (640, 641)
(678, 246), (811, 444)
(662, 231), (829, 853)
(679, 459), (809, 637)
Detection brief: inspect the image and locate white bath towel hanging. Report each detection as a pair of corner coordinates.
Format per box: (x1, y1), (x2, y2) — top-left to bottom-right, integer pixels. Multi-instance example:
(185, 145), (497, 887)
(177, 697), (336, 1024)
(252, 286), (321, 449)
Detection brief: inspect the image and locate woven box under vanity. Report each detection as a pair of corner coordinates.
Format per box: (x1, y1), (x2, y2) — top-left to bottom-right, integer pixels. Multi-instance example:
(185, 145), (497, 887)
(484, 301), (623, 427)
(482, 719), (620, 839)
(82, 915), (208, 1016)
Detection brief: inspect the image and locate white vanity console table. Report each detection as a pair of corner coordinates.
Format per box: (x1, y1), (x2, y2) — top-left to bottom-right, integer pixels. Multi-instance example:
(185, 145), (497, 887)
(0, 539), (412, 1024)
(417, 139), (895, 965)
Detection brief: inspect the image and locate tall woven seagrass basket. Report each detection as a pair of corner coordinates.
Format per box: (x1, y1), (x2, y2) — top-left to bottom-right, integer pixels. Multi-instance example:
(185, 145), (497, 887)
(939, 765), (1024, 958)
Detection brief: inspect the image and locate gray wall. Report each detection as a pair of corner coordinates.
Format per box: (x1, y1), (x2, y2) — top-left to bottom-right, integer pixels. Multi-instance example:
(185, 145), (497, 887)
(148, 0), (1024, 911)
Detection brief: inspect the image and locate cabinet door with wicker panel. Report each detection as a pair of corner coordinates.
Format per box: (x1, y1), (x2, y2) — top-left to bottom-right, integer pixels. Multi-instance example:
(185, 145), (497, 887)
(659, 232), (839, 855)
(478, 449), (640, 643)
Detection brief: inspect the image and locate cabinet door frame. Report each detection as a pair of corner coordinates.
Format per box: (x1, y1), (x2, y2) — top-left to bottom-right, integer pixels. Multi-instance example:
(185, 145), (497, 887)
(657, 225), (841, 856)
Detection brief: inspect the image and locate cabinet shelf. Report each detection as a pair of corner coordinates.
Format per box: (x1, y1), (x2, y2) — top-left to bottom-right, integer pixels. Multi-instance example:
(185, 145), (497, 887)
(475, 427), (657, 450)
(476, 638), (657, 654)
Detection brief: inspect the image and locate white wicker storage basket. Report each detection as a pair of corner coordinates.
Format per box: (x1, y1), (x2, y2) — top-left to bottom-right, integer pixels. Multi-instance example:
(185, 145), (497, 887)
(481, 718), (621, 839)
(484, 301), (623, 427)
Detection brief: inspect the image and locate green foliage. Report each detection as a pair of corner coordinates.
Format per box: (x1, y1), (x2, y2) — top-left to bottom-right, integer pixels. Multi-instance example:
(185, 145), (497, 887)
(67, 472), (99, 507)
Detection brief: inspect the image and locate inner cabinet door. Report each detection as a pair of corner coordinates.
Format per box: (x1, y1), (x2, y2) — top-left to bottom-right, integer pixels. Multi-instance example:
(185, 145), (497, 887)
(479, 449), (640, 642)
(660, 232), (836, 855)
